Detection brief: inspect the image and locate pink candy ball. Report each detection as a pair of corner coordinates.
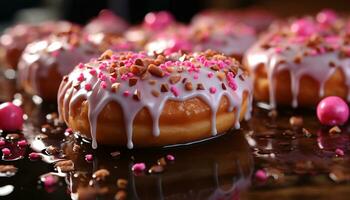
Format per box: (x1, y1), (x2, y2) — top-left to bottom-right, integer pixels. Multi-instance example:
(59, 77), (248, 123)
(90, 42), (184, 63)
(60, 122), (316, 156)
(317, 9), (338, 24)
(144, 11), (174, 30)
(0, 102), (24, 131)
(317, 96), (349, 126)
(291, 19), (316, 36)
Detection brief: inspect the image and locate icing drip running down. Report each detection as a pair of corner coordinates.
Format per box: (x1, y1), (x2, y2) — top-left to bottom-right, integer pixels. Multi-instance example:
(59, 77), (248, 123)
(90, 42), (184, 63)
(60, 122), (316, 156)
(244, 9), (350, 108)
(58, 50), (252, 149)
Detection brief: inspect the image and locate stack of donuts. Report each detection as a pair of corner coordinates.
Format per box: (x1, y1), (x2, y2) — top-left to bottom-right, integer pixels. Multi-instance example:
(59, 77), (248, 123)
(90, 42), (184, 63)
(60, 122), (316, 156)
(2, 8), (349, 149)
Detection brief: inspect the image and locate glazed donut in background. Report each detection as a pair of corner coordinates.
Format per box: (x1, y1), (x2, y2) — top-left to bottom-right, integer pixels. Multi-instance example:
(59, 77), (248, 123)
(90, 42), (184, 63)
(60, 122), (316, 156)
(17, 32), (99, 101)
(0, 21), (81, 69)
(244, 9), (350, 108)
(191, 21), (257, 62)
(144, 25), (194, 55)
(83, 10), (128, 36)
(86, 32), (141, 52)
(58, 50), (252, 149)
(124, 11), (179, 47)
(191, 8), (276, 33)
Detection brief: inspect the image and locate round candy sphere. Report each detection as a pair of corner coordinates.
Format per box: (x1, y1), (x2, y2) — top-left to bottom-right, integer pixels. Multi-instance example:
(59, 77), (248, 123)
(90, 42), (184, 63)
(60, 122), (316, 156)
(0, 102), (24, 131)
(317, 96), (349, 126)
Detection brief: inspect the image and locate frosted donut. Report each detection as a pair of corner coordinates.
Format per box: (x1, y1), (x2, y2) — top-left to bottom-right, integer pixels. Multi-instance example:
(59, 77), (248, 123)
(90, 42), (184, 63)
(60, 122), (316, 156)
(244, 10), (350, 108)
(17, 32), (99, 101)
(0, 21), (81, 69)
(58, 50), (253, 149)
(191, 20), (257, 61)
(83, 10), (128, 35)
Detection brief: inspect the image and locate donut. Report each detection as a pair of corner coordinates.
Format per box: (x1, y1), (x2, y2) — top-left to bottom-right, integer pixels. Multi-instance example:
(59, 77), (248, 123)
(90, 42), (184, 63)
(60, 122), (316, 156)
(244, 10), (350, 108)
(86, 33), (141, 52)
(0, 21), (80, 69)
(58, 50), (252, 149)
(17, 32), (99, 101)
(191, 21), (257, 61)
(83, 10), (128, 35)
(144, 25), (193, 55)
(124, 11), (177, 47)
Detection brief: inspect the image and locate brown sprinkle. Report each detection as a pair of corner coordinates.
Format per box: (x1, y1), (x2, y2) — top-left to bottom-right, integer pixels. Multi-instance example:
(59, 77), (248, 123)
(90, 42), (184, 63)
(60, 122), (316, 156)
(129, 77), (138, 87)
(73, 144), (81, 152)
(329, 126), (341, 134)
(0, 165), (17, 174)
(268, 110), (278, 118)
(54, 160), (75, 172)
(197, 83), (205, 90)
(294, 56), (302, 64)
(210, 65), (220, 71)
(302, 128), (313, 138)
(148, 165), (164, 174)
(46, 145), (60, 155)
(111, 83), (120, 92)
(93, 169), (110, 181)
(133, 90), (141, 101)
(169, 75), (181, 84)
(182, 78), (187, 84)
(99, 49), (113, 60)
(329, 61), (336, 67)
(130, 65), (145, 75)
(148, 79), (157, 85)
(148, 64), (164, 77)
(114, 190), (127, 200)
(140, 71), (150, 80)
(289, 116), (303, 127)
(134, 58), (144, 66)
(221, 83), (227, 90)
(217, 72), (226, 81)
(161, 84), (169, 92)
(157, 157), (167, 166)
(151, 90), (160, 97)
(185, 82), (193, 91)
(116, 179), (128, 189)
(63, 76), (69, 82)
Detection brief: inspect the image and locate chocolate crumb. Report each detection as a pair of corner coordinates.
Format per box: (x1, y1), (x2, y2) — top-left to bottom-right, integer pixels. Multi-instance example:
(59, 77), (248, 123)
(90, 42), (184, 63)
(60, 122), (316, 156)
(169, 75), (181, 84)
(268, 110), (278, 118)
(46, 145), (60, 155)
(129, 78), (138, 87)
(182, 78), (187, 84)
(54, 160), (75, 172)
(197, 83), (205, 90)
(289, 116), (303, 127)
(116, 179), (128, 189)
(221, 83), (227, 90)
(134, 58), (144, 66)
(111, 83), (120, 92)
(294, 56), (302, 64)
(151, 90), (160, 97)
(133, 90), (141, 101)
(216, 72), (226, 81)
(329, 126), (341, 134)
(185, 82), (193, 91)
(0, 165), (17, 175)
(114, 190), (127, 200)
(157, 157), (167, 166)
(93, 169), (110, 181)
(302, 128), (313, 138)
(148, 165), (164, 174)
(73, 144), (81, 152)
(110, 151), (121, 157)
(160, 84), (169, 92)
(148, 79), (157, 85)
(329, 61), (336, 67)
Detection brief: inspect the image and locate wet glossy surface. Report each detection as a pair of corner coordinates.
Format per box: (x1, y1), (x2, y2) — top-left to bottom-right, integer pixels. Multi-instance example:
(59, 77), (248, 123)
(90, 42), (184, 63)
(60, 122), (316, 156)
(1, 71), (350, 200)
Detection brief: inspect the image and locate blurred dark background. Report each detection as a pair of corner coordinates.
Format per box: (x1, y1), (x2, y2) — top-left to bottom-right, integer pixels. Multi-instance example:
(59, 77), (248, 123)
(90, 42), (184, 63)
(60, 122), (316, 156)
(0, 0), (349, 26)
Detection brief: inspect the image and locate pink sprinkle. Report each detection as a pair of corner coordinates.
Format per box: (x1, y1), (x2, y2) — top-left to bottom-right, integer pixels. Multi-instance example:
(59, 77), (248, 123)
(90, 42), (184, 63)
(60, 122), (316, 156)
(29, 152), (41, 160)
(85, 154), (93, 162)
(17, 140), (27, 147)
(89, 69), (97, 76)
(170, 86), (180, 97)
(131, 163), (146, 172)
(274, 47), (282, 53)
(100, 81), (107, 89)
(110, 77), (116, 83)
(226, 72), (237, 91)
(64, 128), (73, 136)
(121, 74), (128, 81)
(335, 148), (344, 157)
(98, 63), (107, 70)
(209, 86), (217, 94)
(255, 169), (268, 182)
(99, 74), (107, 81)
(123, 90), (130, 97)
(2, 148), (11, 156)
(78, 63), (85, 69)
(193, 74), (199, 80)
(85, 83), (92, 91)
(51, 51), (59, 57)
(43, 175), (57, 187)
(0, 140), (5, 146)
(77, 73), (85, 82)
(166, 154), (175, 161)
(207, 72), (214, 78)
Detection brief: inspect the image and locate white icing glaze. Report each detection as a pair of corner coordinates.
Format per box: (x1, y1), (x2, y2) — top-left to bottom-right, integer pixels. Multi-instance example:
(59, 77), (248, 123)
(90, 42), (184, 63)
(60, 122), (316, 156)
(58, 51), (252, 149)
